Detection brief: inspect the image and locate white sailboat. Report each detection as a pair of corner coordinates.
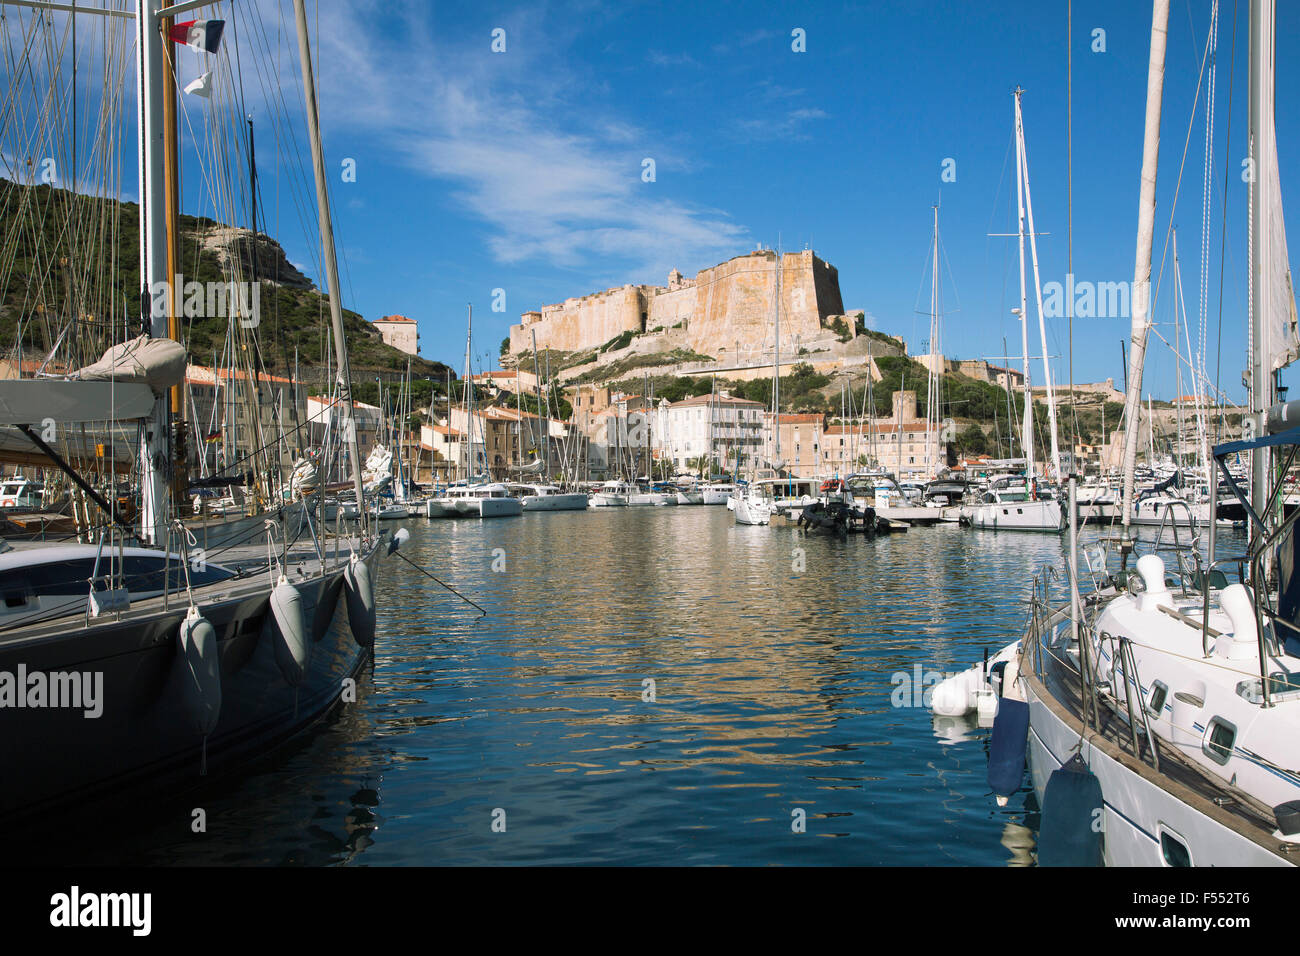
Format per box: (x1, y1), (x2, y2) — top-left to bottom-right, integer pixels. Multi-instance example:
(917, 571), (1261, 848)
(943, 0), (1300, 866)
(966, 89), (1064, 533)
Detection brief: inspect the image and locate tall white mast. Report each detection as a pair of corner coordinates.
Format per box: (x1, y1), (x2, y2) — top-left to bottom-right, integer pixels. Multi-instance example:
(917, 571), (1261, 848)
(773, 243), (782, 469)
(1017, 92), (1062, 481)
(1013, 89), (1035, 485)
(1119, 0), (1171, 533)
(137, 0), (170, 544)
(462, 304), (473, 480)
(926, 204), (940, 476)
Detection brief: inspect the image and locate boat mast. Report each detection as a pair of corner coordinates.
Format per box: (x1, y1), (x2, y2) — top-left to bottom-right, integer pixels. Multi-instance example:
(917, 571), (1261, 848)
(773, 243), (782, 470)
(462, 304), (473, 480)
(926, 204), (940, 477)
(1013, 88), (1036, 489)
(1017, 92), (1062, 482)
(137, 0), (170, 544)
(159, 10), (190, 516)
(291, 0), (368, 532)
(1248, 0), (1277, 521)
(1119, 0), (1171, 535)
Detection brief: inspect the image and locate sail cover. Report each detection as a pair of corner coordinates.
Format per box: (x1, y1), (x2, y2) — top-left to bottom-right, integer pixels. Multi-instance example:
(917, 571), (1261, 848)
(1257, 0), (1299, 371)
(70, 336), (186, 393)
(0, 381), (155, 424)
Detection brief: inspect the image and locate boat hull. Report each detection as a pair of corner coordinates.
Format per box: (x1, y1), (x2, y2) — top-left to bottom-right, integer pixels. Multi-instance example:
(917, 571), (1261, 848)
(1023, 670), (1291, 866)
(0, 539), (386, 819)
(965, 499), (1064, 532)
(521, 493), (588, 511)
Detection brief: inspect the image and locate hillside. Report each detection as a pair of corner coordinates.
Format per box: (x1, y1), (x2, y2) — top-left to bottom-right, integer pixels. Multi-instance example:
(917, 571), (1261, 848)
(0, 179), (451, 387)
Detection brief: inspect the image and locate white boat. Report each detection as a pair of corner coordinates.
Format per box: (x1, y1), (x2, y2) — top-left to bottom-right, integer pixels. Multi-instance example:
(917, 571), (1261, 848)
(590, 479), (633, 507)
(701, 481), (738, 505)
(952, 1), (1300, 867)
(733, 487), (771, 525)
(0, 476), (43, 510)
(732, 477), (818, 525)
(964, 475), (1064, 532)
(431, 482), (522, 518)
(509, 483), (589, 511)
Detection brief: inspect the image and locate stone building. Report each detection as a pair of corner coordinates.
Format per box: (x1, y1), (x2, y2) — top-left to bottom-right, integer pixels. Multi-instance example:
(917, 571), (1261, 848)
(769, 413), (828, 476)
(509, 248), (845, 359)
(656, 392), (767, 474)
(373, 314), (419, 356)
(304, 395), (382, 461)
(762, 390), (942, 480)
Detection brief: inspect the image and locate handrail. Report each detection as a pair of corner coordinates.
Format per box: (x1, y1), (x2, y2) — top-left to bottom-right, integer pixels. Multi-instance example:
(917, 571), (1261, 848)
(1120, 636), (1160, 773)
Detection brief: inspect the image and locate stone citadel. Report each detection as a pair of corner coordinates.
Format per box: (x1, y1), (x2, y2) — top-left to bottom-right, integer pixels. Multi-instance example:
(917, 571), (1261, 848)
(507, 249), (850, 359)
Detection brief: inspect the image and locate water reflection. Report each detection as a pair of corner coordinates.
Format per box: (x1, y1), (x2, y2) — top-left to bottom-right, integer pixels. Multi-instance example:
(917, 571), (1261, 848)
(29, 509), (1248, 865)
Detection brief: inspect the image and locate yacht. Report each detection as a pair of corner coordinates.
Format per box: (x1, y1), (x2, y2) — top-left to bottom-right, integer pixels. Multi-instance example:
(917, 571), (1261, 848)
(590, 479), (634, 507)
(937, 0), (1300, 866)
(508, 483), (589, 512)
(733, 476), (818, 525)
(429, 482), (522, 518)
(963, 474), (1064, 532)
(701, 480), (739, 505)
(0, 476), (43, 510)
(0, 0), (401, 819)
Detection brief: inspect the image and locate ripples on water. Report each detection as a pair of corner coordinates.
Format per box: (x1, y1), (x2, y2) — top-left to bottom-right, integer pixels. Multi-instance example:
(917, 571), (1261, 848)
(49, 508), (1241, 866)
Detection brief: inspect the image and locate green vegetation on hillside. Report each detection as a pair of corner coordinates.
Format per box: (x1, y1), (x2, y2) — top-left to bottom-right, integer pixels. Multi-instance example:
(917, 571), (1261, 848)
(0, 179), (451, 389)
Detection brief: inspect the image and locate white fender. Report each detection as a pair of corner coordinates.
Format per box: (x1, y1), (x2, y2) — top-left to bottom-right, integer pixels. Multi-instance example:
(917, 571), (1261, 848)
(266, 575), (309, 686)
(931, 668), (980, 717)
(178, 605), (221, 737)
(345, 552), (376, 648)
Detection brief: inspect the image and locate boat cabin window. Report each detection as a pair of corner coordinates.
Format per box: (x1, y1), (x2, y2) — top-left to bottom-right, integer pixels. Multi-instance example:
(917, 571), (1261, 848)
(1146, 681), (1169, 717)
(1159, 827), (1192, 867)
(1202, 717), (1236, 765)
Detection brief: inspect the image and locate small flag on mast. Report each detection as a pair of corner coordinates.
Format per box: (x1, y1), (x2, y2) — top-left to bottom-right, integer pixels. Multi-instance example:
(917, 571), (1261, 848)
(184, 71), (214, 98)
(169, 19), (225, 54)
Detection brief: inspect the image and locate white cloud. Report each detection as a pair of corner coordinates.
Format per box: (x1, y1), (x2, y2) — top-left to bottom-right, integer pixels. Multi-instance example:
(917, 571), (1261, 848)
(305, 0), (749, 281)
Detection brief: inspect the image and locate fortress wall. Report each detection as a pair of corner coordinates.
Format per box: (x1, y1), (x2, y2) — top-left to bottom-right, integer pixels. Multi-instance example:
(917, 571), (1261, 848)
(510, 249), (845, 359)
(646, 284), (697, 331)
(510, 285), (645, 353)
(811, 255), (844, 317)
(686, 251), (824, 357)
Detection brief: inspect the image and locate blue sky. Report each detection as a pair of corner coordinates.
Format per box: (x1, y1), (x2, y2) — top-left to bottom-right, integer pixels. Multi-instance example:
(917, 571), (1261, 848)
(178, 1), (1298, 401)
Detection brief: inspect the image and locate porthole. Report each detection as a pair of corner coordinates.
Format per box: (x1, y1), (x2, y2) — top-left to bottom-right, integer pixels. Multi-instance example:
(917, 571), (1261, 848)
(1147, 681), (1169, 717)
(1159, 827), (1192, 867)
(1203, 717), (1237, 766)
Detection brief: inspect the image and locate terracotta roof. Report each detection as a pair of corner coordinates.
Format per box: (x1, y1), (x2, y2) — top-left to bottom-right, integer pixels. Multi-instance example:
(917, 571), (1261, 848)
(376, 314), (415, 324)
(189, 364), (296, 386)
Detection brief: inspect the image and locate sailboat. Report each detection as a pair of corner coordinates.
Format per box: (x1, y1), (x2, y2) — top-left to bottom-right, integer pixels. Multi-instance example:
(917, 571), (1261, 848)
(940, 0), (1300, 866)
(735, 246), (784, 526)
(0, 0), (403, 819)
(965, 89), (1065, 533)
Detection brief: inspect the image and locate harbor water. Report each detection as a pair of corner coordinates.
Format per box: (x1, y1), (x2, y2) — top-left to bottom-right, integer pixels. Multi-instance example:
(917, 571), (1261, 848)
(39, 507), (1240, 866)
